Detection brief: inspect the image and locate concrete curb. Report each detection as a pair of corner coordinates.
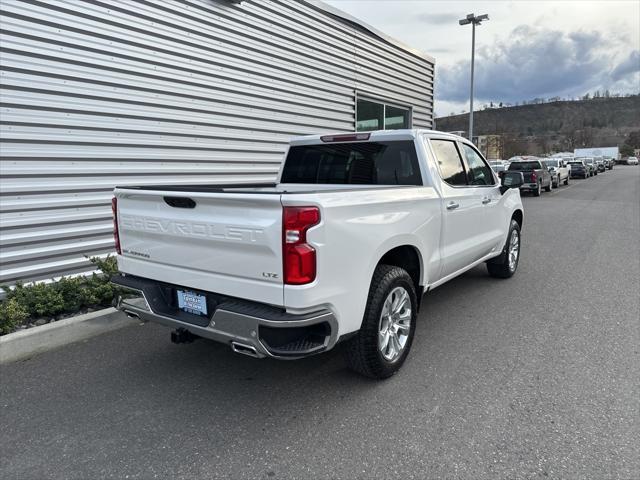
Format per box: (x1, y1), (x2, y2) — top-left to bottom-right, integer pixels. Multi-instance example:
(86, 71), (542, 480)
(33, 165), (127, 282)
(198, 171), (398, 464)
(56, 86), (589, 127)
(0, 307), (136, 364)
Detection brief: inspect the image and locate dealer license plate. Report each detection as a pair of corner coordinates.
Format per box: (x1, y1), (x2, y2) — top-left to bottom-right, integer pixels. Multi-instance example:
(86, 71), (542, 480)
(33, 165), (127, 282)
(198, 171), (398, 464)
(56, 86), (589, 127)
(177, 290), (208, 316)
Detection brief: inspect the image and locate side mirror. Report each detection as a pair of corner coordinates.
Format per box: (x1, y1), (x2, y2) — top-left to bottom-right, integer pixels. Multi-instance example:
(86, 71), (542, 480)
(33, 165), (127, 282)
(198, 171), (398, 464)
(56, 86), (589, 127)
(500, 171), (524, 194)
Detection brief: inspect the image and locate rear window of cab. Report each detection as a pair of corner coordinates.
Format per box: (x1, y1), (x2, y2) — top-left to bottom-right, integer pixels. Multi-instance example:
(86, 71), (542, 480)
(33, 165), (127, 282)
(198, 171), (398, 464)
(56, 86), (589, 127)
(281, 141), (422, 185)
(508, 161), (541, 170)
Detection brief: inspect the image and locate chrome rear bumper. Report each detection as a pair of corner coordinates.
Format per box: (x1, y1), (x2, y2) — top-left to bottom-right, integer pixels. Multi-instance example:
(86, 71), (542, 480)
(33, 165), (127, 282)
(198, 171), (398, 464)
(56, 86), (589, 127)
(112, 274), (338, 360)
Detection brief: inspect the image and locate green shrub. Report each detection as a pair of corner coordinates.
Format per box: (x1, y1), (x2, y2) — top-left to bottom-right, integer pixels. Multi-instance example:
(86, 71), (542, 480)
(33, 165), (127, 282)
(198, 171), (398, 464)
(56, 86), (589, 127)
(0, 299), (30, 334)
(89, 255), (119, 277)
(6, 282), (65, 318)
(0, 255), (123, 335)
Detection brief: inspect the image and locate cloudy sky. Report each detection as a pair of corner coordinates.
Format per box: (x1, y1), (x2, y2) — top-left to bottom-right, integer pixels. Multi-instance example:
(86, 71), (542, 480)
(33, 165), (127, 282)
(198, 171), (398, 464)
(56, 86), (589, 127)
(325, 0), (640, 117)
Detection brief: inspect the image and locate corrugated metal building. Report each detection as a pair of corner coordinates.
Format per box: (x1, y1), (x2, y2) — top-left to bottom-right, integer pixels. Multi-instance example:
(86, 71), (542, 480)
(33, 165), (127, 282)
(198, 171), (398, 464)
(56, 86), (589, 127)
(0, 0), (435, 284)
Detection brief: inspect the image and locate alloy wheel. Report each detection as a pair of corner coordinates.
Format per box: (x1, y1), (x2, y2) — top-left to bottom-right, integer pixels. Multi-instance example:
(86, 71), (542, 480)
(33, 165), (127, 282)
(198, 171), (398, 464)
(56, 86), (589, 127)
(508, 229), (520, 272)
(378, 287), (412, 362)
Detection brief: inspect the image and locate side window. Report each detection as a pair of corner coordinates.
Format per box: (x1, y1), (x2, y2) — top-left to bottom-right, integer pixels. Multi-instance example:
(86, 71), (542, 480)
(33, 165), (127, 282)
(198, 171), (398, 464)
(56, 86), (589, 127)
(375, 142), (422, 185)
(431, 139), (467, 186)
(460, 143), (496, 186)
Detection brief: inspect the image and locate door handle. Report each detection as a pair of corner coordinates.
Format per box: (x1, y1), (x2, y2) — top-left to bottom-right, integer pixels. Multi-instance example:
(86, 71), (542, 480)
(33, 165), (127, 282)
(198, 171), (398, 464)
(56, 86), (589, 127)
(482, 197), (491, 204)
(446, 202), (460, 210)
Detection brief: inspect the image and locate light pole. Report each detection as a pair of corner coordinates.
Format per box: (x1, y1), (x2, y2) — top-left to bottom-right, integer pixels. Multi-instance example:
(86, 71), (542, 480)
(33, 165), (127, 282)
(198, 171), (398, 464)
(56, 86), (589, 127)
(459, 13), (489, 141)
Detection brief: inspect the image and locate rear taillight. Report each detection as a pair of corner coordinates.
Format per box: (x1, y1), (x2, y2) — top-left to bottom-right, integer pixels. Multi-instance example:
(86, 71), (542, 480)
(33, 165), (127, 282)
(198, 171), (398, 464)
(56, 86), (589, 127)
(283, 206), (320, 285)
(112, 197), (121, 255)
(531, 171), (537, 183)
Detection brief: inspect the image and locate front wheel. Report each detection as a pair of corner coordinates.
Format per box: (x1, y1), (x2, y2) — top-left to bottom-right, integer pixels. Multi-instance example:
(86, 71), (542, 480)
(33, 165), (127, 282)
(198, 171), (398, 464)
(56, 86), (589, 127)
(345, 265), (417, 379)
(487, 219), (521, 279)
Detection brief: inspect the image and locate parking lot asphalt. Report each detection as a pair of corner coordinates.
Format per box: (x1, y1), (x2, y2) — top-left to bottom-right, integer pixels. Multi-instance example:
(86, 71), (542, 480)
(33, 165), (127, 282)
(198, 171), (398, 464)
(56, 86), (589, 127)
(1, 167), (639, 480)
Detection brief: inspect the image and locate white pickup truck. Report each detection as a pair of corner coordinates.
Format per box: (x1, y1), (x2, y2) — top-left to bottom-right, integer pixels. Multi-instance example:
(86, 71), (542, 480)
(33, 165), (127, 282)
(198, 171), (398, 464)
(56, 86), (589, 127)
(112, 130), (525, 379)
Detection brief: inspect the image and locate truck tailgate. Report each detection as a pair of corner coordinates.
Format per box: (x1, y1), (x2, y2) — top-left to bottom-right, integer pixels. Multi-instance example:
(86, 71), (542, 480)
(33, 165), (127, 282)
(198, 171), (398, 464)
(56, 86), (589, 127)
(114, 188), (284, 306)
(521, 171), (534, 183)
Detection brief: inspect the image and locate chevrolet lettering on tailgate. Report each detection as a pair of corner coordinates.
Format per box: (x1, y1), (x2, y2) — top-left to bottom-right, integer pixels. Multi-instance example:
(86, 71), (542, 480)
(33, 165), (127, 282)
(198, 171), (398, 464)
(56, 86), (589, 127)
(120, 214), (264, 243)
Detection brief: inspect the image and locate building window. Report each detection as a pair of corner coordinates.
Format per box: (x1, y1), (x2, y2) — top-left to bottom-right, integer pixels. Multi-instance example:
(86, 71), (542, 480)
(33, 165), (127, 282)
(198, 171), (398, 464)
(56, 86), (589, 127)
(384, 105), (410, 130)
(356, 98), (411, 131)
(356, 98), (384, 131)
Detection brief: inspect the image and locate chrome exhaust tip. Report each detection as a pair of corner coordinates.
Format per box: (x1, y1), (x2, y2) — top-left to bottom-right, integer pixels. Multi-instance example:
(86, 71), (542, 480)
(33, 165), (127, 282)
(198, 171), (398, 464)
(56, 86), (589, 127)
(123, 309), (141, 320)
(231, 342), (259, 358)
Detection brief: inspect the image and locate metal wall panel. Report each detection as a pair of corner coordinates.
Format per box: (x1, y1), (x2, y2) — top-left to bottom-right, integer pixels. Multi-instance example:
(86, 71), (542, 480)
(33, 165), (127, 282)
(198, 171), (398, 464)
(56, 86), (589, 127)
(0, 0), (435, 284)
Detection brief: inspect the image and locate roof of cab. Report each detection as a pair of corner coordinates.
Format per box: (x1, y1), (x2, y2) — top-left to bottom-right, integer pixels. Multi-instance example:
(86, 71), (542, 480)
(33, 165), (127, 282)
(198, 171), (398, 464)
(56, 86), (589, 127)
(289, 129), (470, 145)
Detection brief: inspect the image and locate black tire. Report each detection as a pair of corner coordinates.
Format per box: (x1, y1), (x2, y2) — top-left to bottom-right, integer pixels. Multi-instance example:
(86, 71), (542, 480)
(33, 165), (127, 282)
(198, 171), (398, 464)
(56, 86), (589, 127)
(487, 219), (521, 279)
(544, 180), (552, 192)
(564, 176), (569, 185)
(584, 173), (588, 179)
(533, 182), (541, 196)
(345, 264), (417, 379)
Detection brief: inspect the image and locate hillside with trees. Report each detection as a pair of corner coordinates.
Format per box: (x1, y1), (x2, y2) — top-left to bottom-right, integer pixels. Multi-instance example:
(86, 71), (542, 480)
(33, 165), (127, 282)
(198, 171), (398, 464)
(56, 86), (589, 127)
(435, 94), (640, 158)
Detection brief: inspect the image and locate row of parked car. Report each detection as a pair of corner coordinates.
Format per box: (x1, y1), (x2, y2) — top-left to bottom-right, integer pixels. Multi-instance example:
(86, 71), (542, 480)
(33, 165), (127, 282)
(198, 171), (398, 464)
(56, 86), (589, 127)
(566, 155), (615, 179)
(489, 155), (614, 197)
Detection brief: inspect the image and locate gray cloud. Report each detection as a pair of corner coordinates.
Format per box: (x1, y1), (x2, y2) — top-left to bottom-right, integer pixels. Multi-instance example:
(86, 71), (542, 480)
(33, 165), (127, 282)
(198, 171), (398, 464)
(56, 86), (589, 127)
(416, 13), (460, 25)
(611, 50), (640, 81)
(429, 46), (455, 54)
(437, 25), (635, 104)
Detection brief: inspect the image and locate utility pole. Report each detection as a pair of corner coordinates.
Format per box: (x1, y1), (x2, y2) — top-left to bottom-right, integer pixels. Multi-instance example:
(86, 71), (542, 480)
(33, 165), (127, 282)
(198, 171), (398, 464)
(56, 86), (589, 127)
(459, 13), (489, 141)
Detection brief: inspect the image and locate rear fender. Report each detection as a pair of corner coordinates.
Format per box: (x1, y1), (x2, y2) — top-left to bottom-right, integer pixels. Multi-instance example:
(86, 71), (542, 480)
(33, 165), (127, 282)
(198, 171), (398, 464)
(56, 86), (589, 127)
(368, 236), (426, 291)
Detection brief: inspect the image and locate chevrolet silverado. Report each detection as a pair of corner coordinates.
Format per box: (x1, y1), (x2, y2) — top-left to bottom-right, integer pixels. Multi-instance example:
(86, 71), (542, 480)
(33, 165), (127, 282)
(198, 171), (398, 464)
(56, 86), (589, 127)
(111, 130), (525, 379)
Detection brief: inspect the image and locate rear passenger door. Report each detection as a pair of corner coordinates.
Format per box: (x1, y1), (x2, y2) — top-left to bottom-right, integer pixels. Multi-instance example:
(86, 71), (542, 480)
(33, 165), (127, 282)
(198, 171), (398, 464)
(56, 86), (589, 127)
(430, 138), (492, 279)
(457, 142), (504, 252)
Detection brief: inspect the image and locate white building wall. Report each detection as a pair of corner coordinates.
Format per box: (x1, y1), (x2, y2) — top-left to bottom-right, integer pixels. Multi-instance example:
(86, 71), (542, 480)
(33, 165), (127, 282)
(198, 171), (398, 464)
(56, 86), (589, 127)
(0, 0), (435, 283)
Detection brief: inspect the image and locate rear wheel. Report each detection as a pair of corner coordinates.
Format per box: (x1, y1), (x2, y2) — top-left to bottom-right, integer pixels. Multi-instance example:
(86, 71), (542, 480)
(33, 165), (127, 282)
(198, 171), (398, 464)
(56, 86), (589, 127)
(533, 182), (541, 196)
(564, 176), (569, 185)
(345, 265), (417, 379)
(545, 180), (552, 192)
(487, 219), (521, 279)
